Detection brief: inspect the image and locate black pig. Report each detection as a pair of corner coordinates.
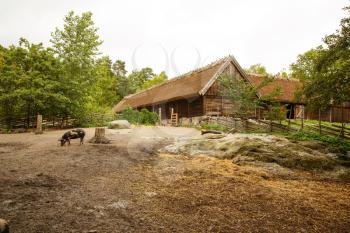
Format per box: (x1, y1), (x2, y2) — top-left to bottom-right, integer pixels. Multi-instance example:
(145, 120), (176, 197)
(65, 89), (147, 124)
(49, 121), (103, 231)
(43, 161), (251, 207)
(59, 129), (85, 146)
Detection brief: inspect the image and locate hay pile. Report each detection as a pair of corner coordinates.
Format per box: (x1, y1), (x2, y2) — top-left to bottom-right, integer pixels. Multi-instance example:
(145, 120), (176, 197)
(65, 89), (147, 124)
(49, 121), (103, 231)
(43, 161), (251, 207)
(161, 133), (350, 173)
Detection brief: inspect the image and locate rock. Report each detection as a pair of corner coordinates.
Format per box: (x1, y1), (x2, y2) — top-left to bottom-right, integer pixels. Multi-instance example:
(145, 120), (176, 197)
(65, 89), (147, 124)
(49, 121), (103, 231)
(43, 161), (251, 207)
(108, 200), (128, 209)
(0, 218), (9, 233)
(2, 200), (15, 206)
(109, 120), (131, 129)
(145, 191), (157, 197)
(161, 133), (341, 171)
(202, 133), (226, 139)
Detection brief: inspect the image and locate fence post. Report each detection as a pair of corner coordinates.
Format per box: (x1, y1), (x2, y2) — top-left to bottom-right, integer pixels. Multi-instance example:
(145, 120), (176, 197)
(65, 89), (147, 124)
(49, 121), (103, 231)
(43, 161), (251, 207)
(301, 105), (304, 131)
(270, 119), (273, 132)
(35, 114), (43, 134)
(158, 107), (162, 125)
(341, 104), (345, 137)
(318, 109), (322, 135)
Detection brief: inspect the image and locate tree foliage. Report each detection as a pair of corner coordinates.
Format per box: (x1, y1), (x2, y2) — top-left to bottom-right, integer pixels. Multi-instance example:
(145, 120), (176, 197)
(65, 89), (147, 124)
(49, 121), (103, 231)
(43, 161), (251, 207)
(290, 5), (350, 109)
(0, 10), (170, 128)
(140, 71), (167, 90)
(0, 39), (69, 128)
(219, 73), (281, 119)
(50, 11), (103, 118)
(118, 107), (158, 125)
(245, 64), (268, 75)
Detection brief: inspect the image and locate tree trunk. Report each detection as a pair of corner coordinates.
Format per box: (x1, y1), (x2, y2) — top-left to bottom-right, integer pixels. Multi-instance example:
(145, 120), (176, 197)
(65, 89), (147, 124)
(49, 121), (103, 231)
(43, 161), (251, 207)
(95, 127), (105, 138)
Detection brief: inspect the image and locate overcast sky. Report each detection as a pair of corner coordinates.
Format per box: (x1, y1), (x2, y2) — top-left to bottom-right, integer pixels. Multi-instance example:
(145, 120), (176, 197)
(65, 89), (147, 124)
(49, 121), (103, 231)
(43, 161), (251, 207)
(0, 0), (348, 77)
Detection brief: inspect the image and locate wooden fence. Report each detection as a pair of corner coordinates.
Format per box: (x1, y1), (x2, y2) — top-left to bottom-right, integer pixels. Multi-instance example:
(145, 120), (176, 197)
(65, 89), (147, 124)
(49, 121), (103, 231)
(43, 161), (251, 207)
(205, 116), (350, 140)
(0, 112), (116, 132)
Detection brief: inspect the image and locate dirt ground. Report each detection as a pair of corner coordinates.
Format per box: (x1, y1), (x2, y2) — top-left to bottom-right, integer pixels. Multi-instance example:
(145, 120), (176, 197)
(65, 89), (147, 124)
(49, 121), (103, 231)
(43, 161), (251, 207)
(0, 126), (350, 233)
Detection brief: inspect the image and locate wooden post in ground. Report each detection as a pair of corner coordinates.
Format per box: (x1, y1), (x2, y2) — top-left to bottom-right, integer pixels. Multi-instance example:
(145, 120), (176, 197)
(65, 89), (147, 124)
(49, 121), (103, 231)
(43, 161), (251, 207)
(288, 118), (291, 132)
(288, 105), (292, 132)
(301, 105), (304, 131)
(341, 104), (345, 137)
(318, 109), (322, 135)
(158, 107), (162, 125)
(270, 119), (273, 132)
(35, 114), (43, 134)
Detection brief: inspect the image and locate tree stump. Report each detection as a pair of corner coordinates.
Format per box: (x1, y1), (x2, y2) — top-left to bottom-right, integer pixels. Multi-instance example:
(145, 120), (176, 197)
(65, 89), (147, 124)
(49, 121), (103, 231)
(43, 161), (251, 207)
(90, 127), (110, 144)
(89, 127), (110, 144)
(35, 114), (43, 134)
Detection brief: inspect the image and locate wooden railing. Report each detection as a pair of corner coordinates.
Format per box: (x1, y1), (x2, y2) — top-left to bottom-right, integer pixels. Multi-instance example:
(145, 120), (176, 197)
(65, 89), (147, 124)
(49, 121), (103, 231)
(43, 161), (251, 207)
(203, 116), (350, 140)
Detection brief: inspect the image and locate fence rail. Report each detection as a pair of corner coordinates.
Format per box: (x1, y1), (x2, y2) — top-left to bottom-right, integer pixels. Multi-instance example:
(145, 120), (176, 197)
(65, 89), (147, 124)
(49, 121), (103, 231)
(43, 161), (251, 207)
(0, 112), (117, 132)
(204, 116), (350, 140)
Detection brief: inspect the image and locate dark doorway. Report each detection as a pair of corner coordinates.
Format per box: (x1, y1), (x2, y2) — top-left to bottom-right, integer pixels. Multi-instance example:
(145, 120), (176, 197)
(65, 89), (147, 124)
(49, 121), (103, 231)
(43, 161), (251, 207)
(286, 104), (295, 119)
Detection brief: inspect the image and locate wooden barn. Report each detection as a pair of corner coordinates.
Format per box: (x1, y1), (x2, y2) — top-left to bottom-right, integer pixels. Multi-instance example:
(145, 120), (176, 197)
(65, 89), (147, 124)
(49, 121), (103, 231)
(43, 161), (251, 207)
(113, 56), (304, 123)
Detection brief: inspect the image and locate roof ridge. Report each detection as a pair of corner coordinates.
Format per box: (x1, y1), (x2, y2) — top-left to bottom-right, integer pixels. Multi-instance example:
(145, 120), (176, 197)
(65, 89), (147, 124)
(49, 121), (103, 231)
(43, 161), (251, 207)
(124, 55), (231, 99)
(248, 73), (300, 82)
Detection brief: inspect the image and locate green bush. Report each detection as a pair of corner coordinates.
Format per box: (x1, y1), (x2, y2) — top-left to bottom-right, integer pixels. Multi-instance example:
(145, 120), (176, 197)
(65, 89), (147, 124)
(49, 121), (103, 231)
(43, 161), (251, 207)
(118, 107), (158, 125)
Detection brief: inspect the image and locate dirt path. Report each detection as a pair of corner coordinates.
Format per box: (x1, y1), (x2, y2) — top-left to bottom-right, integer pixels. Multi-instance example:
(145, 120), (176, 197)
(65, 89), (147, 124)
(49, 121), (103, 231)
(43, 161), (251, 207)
(0, 127), (349, 232)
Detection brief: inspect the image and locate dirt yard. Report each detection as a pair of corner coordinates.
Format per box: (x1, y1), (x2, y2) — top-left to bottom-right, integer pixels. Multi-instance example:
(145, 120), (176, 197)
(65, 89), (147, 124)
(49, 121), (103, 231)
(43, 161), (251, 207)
(0, 126), (350, 233)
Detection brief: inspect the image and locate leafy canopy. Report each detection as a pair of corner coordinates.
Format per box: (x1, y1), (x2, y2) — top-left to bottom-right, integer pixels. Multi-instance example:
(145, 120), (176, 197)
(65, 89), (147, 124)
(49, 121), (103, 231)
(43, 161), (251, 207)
(290, 5), (350, 109)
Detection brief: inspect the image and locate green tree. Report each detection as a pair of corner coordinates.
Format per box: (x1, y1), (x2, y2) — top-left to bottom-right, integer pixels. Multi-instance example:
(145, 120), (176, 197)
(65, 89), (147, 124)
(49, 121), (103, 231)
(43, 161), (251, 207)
(112, 59), (131, 98)
(0, 39), (69, 128)
(140, 71), (167, 90)
(290, 46), (324, 80)
(245, 64), (268, 75)
(50, 11), (102, 117)
(128, 67), (154, 92)
(219, 73), (280, 119)
(88, 56), (119, 111)
(0, 44), (23, 127)
(290, 5), (350, 109)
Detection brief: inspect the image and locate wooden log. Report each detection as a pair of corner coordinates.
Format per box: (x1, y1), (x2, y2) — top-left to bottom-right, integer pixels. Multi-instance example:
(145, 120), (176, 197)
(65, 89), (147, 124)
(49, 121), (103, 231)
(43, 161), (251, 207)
(201, 130), (223, 135)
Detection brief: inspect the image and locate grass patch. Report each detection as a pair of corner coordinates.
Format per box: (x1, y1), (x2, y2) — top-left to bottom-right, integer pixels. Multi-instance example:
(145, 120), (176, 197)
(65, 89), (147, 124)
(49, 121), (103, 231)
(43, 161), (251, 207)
(201, 123), (229, 132)
(288, 132), (350, 154)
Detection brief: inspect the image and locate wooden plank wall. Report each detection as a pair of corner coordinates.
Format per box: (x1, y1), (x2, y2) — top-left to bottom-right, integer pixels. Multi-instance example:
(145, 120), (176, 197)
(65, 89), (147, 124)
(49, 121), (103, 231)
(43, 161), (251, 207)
(305, 106), (350, 123)
(151, 96), (204, 119)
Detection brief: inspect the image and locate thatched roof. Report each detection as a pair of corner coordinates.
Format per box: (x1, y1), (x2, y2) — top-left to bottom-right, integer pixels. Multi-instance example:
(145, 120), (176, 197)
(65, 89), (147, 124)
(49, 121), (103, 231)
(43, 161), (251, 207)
(113, 56), (232, 112)
(113, 56), (301, 112)
(247, 74), (302, 103)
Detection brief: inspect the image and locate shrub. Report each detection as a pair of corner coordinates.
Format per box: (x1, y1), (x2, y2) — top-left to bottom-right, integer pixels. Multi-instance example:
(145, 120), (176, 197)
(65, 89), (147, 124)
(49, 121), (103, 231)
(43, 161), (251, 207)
(118, 107), (158, 125)
(140, 108), (159, 125)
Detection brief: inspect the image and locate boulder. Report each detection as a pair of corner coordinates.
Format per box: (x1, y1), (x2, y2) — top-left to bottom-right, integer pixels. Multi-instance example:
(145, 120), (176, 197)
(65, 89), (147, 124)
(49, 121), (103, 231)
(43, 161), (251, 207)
(110, 120), (131, 129)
